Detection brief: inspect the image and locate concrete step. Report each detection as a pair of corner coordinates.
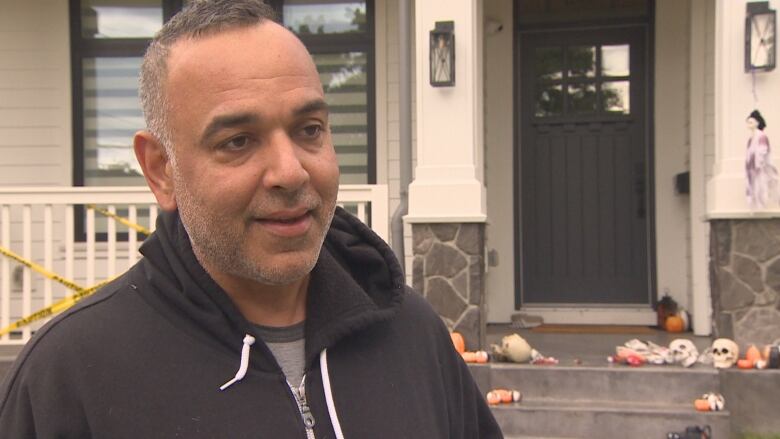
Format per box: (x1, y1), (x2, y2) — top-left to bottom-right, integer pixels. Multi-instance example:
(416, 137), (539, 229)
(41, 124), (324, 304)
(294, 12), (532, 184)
(492, 399), (730, 438)
(489, 363), (721, 405)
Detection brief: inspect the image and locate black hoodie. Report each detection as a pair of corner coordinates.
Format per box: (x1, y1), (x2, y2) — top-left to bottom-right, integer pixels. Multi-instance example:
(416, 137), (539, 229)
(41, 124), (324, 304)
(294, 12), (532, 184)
(0, 208), (502, 438)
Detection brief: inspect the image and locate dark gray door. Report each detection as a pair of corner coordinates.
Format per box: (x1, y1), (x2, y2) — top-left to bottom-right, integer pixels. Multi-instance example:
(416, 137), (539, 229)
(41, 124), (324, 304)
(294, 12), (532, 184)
(519, 27), (650, 305)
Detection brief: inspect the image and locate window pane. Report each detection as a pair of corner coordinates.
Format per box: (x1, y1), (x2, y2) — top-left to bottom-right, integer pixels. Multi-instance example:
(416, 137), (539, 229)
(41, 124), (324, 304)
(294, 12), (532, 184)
(602, 80), (630, 114)
(535, 84), (563, 117)
(568, 46), (596, 78)
(568, 83), (597, 113)
(535, 47), (563, 80)
(81, 0), (162, 39)
(284, 0), (367, 35)
(602, 44), (630, 77)
(314, 51), (369, 183)
(83, 57), (146, 186)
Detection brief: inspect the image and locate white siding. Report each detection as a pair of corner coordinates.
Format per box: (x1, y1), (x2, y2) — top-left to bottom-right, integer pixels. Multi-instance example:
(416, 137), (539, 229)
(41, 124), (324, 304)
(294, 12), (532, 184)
(0, 0), (72, 187)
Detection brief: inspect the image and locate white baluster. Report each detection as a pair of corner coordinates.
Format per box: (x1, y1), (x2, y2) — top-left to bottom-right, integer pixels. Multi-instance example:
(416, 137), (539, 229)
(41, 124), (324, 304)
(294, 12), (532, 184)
(86, 206), (95, 287)
(22, 205), (31, 342)
(1, 206), (10, 342)
(44, 205), (53, 308)
(107, 205), (116, 277)
(65, 205), (74, 291)
(128, 205), (138, 266)
(357, 202), (366, 222)
(149, 204), (158, 232)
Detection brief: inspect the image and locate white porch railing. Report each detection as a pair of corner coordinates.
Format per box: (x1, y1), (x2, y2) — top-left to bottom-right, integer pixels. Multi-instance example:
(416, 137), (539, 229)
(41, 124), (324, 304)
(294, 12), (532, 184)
(0, 184), (388, 345)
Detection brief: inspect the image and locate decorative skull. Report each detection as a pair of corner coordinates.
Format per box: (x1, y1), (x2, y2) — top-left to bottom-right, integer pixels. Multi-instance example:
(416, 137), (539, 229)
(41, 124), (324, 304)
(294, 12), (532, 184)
(490, 334), (532, 363)
(669, 338), (699, 367)
(711, 338), (739, 368)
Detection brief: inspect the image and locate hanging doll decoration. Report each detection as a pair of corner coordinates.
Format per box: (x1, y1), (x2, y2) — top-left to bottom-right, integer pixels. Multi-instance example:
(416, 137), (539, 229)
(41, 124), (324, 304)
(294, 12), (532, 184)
(745, 110), (778, 209)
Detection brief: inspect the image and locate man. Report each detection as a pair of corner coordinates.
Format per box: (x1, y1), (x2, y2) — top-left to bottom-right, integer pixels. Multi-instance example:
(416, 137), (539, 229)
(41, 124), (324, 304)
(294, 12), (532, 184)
(0, 1), (502, 438)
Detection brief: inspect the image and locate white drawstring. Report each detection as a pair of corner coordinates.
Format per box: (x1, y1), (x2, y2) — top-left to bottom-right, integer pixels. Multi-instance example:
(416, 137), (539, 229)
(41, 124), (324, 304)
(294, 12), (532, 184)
(320, 349), (345, 439)
(220, 334), (256, 391)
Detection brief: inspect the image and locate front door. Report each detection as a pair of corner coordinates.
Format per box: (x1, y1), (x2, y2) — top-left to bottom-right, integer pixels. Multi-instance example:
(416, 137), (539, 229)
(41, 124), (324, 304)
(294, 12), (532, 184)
(518, 26), (651, 305)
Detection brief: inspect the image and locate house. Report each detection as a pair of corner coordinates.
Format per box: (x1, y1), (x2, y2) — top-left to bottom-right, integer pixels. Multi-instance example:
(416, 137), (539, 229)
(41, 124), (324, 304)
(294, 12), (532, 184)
(1, 0), (779, 353)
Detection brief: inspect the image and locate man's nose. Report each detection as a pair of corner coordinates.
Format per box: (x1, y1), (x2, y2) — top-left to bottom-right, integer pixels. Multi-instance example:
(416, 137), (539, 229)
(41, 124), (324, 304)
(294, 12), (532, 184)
(261, 132), (310, 191)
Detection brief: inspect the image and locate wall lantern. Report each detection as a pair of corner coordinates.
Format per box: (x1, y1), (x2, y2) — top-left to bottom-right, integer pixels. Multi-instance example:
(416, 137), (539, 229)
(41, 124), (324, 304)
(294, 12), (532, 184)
(430, 21), (455, 87)
(745, 1), (776, 72)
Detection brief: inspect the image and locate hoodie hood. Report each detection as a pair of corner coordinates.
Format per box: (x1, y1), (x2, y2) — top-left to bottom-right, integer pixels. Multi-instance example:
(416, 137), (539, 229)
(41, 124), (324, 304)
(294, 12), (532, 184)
(136, 207), (406, 372)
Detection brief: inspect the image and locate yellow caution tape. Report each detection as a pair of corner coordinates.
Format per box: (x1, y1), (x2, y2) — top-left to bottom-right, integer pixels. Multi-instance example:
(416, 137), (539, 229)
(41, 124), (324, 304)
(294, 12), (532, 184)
(86, 204), (151, 236)
(0, 202), (148, 335)
(0, 245), (116, 336)
(0, 246), (85, 292)
(0, 279), (112, 336)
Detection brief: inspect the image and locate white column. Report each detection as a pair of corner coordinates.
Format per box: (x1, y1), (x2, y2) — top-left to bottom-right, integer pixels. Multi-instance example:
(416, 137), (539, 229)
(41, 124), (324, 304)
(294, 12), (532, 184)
(690, 0), (712, 336)
(407, 0), (486, 223)
(708, 0), (780, 216)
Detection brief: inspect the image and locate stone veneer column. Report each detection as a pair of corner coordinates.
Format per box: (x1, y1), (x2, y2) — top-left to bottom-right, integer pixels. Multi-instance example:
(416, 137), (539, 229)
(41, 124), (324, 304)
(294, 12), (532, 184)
(411, 223), (485, 350)
(407, 0), (487, 348)
(710, 219), (780, 347)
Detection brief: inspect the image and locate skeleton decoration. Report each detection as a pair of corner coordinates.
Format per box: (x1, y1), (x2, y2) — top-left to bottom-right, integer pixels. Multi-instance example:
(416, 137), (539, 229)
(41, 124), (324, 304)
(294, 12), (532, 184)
(711, 338), (740, 368)
(669, 339), (699, 368)
(703, 393), (725, 411)
(614, 339), (672, 365)
(745, 110), (778, 209)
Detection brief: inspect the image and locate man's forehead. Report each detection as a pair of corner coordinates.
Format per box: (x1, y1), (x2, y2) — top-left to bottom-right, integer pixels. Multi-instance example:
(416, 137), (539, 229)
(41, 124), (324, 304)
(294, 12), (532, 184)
(166, 21), (317, 81)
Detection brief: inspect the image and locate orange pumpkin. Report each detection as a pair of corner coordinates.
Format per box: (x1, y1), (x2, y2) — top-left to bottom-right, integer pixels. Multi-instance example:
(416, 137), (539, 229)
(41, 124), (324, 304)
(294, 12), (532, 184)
(746, 345), (761, 366)
(737, 359), (754, 369)
(665, 315), (684, 333)
(694, 399), (711, 411)
(451, 332), (466, 354)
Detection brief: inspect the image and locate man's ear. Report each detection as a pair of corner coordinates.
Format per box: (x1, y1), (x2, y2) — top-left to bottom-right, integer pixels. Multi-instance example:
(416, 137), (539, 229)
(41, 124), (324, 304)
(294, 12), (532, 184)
(133, 130), (177, 211)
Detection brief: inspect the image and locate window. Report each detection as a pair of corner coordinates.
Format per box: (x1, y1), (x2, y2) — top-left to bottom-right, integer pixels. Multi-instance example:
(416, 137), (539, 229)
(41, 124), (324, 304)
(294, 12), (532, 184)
(279, 0), (375, 184)
(533, 43), (631, 118)
(71, 0), (375, 189)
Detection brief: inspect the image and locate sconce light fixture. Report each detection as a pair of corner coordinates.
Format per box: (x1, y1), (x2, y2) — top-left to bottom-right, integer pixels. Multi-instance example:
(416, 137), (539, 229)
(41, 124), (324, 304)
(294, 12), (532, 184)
(430, 21), (455, 87)
(745, 1), (776, 72)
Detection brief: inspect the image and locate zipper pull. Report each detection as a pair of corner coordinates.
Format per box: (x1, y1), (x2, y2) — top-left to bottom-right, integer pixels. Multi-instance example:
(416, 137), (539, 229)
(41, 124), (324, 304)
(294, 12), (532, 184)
(298, 378), (316, 431)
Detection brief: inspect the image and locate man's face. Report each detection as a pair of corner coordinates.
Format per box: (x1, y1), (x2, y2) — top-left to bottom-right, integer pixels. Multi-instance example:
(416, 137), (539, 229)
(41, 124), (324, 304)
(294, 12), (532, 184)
(162, 22), (339, 286)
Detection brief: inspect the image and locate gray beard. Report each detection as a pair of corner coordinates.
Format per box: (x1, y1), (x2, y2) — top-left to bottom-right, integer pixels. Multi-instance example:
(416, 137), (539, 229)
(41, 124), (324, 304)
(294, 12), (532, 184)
(173, 168), (335, 286)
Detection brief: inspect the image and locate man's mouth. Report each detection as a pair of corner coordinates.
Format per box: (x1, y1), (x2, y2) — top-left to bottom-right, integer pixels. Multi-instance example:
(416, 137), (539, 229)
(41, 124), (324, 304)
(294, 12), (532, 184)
(255, 209), (314, 237)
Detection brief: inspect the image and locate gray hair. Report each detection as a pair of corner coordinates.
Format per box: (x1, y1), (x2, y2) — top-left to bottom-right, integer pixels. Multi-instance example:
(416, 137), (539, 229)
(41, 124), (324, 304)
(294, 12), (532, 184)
(138, 0), (278, 156)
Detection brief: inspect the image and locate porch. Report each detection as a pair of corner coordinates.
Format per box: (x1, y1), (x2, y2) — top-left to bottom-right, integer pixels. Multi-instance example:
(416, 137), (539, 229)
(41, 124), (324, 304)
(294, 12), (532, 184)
(0, 184), (388, 345)
(478, 325), (779, 439)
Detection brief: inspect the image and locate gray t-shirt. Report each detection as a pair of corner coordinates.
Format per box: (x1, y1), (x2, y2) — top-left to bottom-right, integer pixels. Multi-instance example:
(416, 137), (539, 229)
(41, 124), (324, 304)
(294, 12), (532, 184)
(254, 321), (306, 387)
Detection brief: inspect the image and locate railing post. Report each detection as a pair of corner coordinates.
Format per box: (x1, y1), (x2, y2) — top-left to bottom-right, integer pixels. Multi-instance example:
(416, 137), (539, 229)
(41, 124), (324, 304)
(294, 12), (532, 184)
(1, 206), (10, 342)
(128, 205), (138, 266)
(86, 207), (95, 287)
(44, 205), (53, 308)
(22, 205), (32, 341)
(107, 205), (117, 277)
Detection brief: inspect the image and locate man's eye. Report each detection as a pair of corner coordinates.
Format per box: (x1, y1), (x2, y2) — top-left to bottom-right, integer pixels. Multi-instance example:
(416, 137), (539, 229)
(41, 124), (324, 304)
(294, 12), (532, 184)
(300, 124), (322, 138)
(220, 135), (250, 150)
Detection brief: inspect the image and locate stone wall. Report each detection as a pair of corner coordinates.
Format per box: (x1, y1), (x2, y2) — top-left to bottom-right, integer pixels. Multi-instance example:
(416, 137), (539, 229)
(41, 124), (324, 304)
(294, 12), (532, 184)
(710, 219), (780, 347)
(411, 223), (486, 351)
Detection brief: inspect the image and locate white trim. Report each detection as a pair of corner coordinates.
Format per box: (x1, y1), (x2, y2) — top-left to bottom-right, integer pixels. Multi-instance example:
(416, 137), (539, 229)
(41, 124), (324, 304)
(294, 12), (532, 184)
(374, 0), (388, 187)
(518, 306), (657, 326)
(689, 0), (712, 336)
(705, 210), (780, 220)
(403, 214), (487, 224)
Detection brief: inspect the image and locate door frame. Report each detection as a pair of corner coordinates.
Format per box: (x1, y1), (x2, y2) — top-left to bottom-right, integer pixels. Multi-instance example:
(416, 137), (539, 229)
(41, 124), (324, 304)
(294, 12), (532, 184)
(512, 3), (657, 313)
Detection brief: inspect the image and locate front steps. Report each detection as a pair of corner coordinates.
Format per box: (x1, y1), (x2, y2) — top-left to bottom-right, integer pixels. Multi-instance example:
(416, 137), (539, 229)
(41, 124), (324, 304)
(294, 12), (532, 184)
(471, 363), (731, 438)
